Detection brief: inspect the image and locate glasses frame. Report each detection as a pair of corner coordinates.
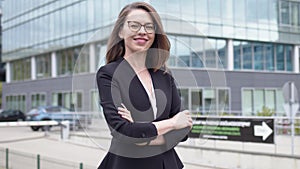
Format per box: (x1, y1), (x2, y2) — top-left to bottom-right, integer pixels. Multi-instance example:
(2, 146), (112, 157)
(127, 21), (156, 34)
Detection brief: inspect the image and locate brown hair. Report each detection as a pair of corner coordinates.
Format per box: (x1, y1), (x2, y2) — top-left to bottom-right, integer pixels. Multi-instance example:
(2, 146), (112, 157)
(105, 2), (170, 71)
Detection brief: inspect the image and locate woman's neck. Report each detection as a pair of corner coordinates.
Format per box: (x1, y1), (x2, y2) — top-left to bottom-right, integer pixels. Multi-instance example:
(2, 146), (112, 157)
(124, 51), (147, 73)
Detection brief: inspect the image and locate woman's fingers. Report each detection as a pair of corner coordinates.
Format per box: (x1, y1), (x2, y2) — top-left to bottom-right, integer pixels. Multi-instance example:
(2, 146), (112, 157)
(121, 103), (127, 109)
(172, 110), (193, 129)
(118, 103), (133, 122)
(119, 113), (133, 122)
(118, 111), (133, 122)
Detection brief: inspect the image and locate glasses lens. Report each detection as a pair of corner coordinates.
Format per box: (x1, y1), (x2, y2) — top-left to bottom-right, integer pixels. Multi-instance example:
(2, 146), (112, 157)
(128, 22), (141, 31)
(127, 21), (155, 33)
(145, 24), (155, 33)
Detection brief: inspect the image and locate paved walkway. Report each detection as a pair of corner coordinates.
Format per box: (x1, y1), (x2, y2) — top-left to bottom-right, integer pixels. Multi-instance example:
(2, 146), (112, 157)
(0, 126), (105, 168)
(1, 119), (300, 169)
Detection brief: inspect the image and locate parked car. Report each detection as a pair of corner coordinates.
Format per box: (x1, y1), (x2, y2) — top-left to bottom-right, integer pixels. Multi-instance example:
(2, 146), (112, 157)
(26, 106), (90, 131)
(0, 109), (26, 122)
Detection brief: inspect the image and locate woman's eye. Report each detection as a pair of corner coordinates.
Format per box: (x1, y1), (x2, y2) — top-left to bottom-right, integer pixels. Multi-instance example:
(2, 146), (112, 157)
(131, 24), (139, 29)
(146, 25), (154, 30)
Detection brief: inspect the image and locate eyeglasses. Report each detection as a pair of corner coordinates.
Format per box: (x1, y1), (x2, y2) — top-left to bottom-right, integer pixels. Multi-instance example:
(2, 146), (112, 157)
(127, 21), (156, 34)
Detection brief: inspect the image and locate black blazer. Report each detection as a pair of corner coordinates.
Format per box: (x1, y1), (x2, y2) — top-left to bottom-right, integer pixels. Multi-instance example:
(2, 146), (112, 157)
(96, 57), (189, 169)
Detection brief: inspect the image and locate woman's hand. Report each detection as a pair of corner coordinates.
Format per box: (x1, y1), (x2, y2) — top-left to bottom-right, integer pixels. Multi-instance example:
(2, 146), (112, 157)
(171, 110), (193, 130)
(118, 103), (133, 122)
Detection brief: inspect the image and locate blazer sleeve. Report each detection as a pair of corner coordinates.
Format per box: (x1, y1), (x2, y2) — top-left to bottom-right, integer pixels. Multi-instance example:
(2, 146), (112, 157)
(97, 66), (158, 144)
(163, 75), (190, 149)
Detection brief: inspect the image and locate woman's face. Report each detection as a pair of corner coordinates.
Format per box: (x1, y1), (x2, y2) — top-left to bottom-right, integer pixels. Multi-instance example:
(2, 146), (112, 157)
(119, 9), (155, 55)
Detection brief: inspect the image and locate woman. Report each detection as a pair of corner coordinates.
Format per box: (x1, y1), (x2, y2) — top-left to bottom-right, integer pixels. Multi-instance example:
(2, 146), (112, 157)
(96, 2), (193, 169)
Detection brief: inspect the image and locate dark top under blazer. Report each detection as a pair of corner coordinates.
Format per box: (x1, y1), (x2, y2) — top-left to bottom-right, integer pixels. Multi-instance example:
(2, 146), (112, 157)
(96, 57), (189, 169)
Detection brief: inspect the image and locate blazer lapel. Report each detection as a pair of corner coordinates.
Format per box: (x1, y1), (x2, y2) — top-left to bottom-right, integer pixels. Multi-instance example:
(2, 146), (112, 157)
(119, 59), (155, 121)
(149, 70), (167, 120)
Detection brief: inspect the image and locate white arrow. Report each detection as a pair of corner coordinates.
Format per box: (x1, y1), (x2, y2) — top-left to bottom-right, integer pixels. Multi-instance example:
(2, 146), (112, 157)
(254, 121), (273, 141)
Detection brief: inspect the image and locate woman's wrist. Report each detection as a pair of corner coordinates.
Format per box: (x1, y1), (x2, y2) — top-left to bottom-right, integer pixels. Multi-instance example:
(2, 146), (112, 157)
(152, 118), (175, 136)
(167, 118), (176, 130)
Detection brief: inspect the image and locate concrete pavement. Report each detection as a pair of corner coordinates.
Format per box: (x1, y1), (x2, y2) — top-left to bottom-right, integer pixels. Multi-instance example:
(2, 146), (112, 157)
(1, 119), (300, 169)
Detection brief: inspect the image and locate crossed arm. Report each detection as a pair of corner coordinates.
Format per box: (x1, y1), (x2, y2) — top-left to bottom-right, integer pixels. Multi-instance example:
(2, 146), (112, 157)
(97, 67), (193, 146)
(118, 104), (192, 145)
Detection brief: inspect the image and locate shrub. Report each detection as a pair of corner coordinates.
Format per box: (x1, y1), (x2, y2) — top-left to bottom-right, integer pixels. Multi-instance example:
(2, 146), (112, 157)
(257, 106), (275, 116)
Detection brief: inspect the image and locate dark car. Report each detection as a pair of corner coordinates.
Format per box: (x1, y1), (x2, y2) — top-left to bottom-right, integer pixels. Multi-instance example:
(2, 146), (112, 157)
(0, 109), (26, 122)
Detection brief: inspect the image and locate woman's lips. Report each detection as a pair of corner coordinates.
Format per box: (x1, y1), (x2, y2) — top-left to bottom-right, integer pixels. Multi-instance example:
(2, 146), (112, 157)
(134, 38), (148, 45)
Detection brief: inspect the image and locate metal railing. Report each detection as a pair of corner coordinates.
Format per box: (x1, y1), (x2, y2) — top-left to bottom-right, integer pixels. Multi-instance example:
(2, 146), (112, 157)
(0, 148), (94, 169)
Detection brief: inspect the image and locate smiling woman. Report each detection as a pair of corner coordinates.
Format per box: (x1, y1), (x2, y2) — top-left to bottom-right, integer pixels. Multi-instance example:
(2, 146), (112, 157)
(96, 2), (192, 169)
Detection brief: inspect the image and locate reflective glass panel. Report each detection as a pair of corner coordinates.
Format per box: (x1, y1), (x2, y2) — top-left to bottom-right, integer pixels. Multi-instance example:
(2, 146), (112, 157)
(242, 43), (252, 69)
(276, 45), (285, 71)
(254, 89), (264, 113)
(191, 89), (202, 113)
(233, 41), (241, 69)
(242, 89), (253, 115)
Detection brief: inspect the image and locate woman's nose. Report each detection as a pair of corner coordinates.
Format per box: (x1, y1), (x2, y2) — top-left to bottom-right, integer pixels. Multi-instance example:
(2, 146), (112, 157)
(138, 26), (147, 34)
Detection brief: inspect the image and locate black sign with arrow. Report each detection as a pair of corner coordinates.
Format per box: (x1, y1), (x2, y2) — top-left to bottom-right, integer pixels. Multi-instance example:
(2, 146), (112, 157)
(189, 117), (274, 144)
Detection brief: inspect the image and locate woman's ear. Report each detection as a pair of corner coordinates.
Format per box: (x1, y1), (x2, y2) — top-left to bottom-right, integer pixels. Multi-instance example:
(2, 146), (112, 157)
(118, 29), (124, 39)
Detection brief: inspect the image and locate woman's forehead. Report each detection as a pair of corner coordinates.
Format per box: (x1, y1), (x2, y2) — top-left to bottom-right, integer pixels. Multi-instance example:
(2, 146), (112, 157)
(126, 9), (153, 23)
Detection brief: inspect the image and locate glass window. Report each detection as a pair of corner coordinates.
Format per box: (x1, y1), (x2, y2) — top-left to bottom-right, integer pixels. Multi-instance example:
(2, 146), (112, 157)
(167, 0), (180, 19)
(11, 58), (31, 81)
(269, 0), (277, 25)
(242, 43), (253, 69)
(246, 0), (258, 23)
(176, 37), (190, 67)
(243, 88), (285, 116)
(151, 0), (167, 15)
(291, 2), (300, 26)
(276, 44), (285, 71)
(242, 89), (253, 115)
(233, 41), (241, 69)
(195, 0), (208, 22)
(205, 39), (217, 68)
(280, 1), (290, 25)
(204, 89), (216, 112)
(276, 90), (285, 115)
(208, 0), (221, 20)
(298, 3), (300, 26)
(257, 0), (269, 22)
(178, 89), (189, 110)
(73, 2), (81, 32)
(233, 0), (246, 24)
(91, 90), (101, 112)
(265, 44), (275, 71)
(222, 0), (234, 24)
(191, 89), (202, 113)
(286, 45), (293, 71)
(74, 46), (89, 74)
(93, 0), (102, 28)
(190, 37), (204, 68)
(31, 93), (46, 108)
(168, 36), (177, 67)
(6, 95), (26, 112)
(254, 43), (264, 70)
(52, 91), (83, 111)
(95, 43), (107, 69)
(36, 53), (51, 79)
(180, 0), (194, 21)
(102, 0), (110, 25)
(217, 40), (227, 68)
(254, 89), (264, 114)
(57, 46), (84, 76)
(265, 90), (275, 111)
(218, 89), (229, 111)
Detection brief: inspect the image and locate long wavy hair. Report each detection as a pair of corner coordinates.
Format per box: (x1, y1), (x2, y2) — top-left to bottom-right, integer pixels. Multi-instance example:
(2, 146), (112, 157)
(105, 2), (170, 71)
